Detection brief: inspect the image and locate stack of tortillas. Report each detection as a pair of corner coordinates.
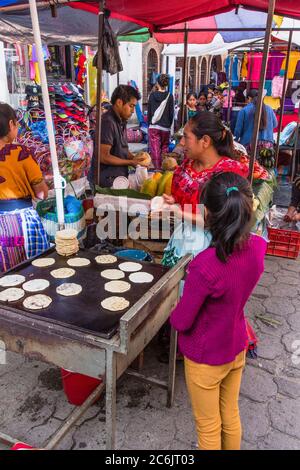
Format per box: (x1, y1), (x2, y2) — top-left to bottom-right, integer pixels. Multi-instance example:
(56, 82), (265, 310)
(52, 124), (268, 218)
(55, 229), (79, 257)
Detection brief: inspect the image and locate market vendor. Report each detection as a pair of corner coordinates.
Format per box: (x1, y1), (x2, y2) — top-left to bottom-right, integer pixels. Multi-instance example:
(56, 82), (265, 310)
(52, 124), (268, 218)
(90, 85), (145, 188)
(0, 103), (49, 272)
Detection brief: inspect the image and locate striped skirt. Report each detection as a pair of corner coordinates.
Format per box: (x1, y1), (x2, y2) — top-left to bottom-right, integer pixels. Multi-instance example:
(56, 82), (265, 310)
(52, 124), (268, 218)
(0, 208), (50, 273)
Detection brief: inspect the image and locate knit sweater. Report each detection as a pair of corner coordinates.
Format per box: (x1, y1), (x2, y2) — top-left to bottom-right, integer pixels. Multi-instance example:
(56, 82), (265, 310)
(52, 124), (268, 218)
(170, 234), (267, 365)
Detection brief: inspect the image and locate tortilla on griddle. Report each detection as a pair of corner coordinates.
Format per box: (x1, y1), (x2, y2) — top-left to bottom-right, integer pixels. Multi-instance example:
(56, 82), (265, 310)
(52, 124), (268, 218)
(32, 258), (55, 268)
(0, 274), (25, 288)
(100, 269), (125, 280)
(129, 272), (154, 284)
(95, 255), (117, 264)
(56, 283), (82, 296)
(0, 287), (25, 302)
(104, 280), (131, 293)
(67, 258), (91, 267)
(50, 268), (76, 279)
(23, 294), (52, 310)
(118, 262), (142, 273)
(101, 296), (129, 311)
(23, 279), (50, 292)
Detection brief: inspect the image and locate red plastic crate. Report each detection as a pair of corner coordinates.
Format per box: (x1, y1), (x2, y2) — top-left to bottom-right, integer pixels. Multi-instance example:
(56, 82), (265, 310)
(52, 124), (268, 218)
(267, 227), (300, 259)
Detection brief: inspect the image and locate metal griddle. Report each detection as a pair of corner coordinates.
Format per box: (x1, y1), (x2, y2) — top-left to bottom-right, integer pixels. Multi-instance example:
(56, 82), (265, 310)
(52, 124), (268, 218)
(0, 248), (169, 339)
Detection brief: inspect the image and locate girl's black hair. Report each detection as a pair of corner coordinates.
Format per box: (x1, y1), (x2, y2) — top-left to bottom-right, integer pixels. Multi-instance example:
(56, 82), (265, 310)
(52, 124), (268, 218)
(186, 92), (197, 101)
(198, 92), (207, 99)
(247, 89), (267, 131)
(201, 172), (254, 262)
(188, 111), (234, 158)
(0, 103), (17, 139)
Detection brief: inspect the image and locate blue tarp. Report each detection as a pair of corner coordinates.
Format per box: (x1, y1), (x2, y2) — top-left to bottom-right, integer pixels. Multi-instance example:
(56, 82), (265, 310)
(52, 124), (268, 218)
(215, 10), (274, 43)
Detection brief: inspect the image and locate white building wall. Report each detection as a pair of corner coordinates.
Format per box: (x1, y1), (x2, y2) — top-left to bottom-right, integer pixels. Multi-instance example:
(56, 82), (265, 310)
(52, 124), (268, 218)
(105, 42), (143, 98)
(0, 42), (10, 103)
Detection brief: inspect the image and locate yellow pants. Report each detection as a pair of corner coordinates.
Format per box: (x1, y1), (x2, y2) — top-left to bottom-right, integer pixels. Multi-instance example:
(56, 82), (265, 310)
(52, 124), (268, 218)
(184, 350), (246, 450)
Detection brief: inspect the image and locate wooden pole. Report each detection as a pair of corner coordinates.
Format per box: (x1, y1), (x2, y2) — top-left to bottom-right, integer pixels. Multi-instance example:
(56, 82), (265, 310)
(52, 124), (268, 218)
(226, 54), (234, 125)
(248, 0), (276, 184)
(275, 30), (293, 167)
(94, 0), (105, 186)
(291, 104), (300, 182)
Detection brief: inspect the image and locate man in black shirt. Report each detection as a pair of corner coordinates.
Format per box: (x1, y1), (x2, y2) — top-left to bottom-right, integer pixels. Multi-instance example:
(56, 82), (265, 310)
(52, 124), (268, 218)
(91, 85), (144, 188)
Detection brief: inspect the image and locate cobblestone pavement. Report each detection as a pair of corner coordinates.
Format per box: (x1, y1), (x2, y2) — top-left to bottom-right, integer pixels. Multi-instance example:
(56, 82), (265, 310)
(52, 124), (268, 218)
(0, 255), (299, 450)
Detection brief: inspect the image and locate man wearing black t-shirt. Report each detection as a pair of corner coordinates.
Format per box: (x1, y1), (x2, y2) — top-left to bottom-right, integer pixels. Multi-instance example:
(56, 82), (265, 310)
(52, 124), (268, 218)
(90, 85), (144, 188)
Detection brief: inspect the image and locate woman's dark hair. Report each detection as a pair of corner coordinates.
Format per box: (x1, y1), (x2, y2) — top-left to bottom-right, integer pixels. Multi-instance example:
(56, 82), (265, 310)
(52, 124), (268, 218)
(0, 103), (17, 138)
(201, 172), (254, 262)
(157, 74), (169, 89)
(188, 111), (234, 158)
(247, 89), (267, 131)
(186, 92), (197, 101)
(111, 85), (141, 105)
(198, 92), (207, 100)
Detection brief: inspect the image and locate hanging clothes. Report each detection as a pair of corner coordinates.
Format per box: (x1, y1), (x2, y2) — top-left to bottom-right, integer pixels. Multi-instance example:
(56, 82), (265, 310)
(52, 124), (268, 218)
(263, 96), (281, 110)
(93, 17), (123, 75)
(264, 80), (272, 97)
(272, 75), (288, 98)
(247, 52), (263, 89)
(232, 56), (239, 87)
(241, 53), (248, 79)
(281, 51), (300, 79)
(266, 51), (285, 80)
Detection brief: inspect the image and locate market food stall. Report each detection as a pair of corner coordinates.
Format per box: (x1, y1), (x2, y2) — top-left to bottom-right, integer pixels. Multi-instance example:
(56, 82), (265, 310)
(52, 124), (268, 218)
(0, 248), (191, 449)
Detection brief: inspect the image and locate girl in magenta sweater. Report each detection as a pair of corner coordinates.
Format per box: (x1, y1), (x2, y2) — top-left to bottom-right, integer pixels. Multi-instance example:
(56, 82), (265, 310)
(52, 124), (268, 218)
(170, 171), (267, 451)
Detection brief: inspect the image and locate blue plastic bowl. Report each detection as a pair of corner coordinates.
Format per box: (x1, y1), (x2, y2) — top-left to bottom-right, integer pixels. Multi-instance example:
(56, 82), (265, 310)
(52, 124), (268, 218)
(115, 249), (153, 262)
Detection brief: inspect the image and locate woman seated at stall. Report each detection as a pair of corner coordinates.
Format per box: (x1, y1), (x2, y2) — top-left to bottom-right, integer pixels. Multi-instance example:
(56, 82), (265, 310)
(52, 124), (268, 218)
(0, 103), (49, 272)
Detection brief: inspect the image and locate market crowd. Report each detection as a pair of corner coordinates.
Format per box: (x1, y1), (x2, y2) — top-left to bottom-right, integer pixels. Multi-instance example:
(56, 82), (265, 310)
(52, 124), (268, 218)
(1, 71), (300, 452)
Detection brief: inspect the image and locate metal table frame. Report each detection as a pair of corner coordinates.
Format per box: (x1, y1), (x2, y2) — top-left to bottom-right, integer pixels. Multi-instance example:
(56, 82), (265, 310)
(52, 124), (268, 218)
(0, 255), (191, 450)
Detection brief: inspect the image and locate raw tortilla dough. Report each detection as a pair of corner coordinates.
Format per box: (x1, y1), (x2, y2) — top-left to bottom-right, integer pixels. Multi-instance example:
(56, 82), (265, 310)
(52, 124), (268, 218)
(56, 283), (82, 296)
(50, 268), (76, 279)
(67, 258), (91, 267)
(104, 280), (131, 293)
(0, 287), (25, 302)
(23, 279), (50, 292)
(118, 262), (142, 273)
(100, 269), (125, 280)
(23, 294), (52, 310)
(32, 258), (55, 268)
(0, 274), (25, 288)
(129, 272), (154, 284)
(95, 255), (117, 264)
(101, 296), (129, 311)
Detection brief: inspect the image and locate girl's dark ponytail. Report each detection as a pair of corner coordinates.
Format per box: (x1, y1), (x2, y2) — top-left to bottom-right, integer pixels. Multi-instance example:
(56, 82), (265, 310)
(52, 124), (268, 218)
(201, 172), (254, 262)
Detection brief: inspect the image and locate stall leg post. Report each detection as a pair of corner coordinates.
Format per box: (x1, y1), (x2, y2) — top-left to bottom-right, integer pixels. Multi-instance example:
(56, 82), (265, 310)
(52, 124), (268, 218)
(226, 54), (233, 125)
(291, 104), (300, 181)
(248, 0), (276, 184)
(275, 31), (293, 167)
(106, 350), (117, 450)
(167, 327), (178, 408)
(94, 0), (106, 187)
(180, 25), (188, 128)
(28, 0), (65, 227)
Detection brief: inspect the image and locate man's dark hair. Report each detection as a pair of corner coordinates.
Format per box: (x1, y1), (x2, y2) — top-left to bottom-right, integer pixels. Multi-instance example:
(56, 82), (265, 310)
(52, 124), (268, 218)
(111, 85), (140, 105)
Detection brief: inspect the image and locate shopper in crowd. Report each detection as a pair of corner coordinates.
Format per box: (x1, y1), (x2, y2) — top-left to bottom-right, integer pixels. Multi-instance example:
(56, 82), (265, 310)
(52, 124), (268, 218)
(284, 175), (300, 223)
(148, 74), (174, 169)
(170, 171), (266, 450)
(208, 88), (223, 119)
(176, 92), (199, 130)
(0, 103), (49, 272)
(89, 85), (144, 187)
(198, 93), (208, 112)
(234, 89), (277, 153)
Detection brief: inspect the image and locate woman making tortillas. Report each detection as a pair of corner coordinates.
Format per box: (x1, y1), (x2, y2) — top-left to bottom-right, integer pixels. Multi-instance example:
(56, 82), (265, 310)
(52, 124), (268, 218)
(161, 111), (248, 267)
(0, 103), (49, 272)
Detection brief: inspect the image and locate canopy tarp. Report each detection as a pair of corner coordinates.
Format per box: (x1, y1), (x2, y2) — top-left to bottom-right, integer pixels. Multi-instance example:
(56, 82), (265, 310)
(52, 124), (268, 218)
(72, 1), (300, 28)
(0, 3), (142, 44)
(155, 10), (272, 44)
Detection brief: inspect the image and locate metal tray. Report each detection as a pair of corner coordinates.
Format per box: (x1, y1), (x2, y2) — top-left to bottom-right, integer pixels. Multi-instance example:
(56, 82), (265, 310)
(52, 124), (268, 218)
(0, 248), (169, 339)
